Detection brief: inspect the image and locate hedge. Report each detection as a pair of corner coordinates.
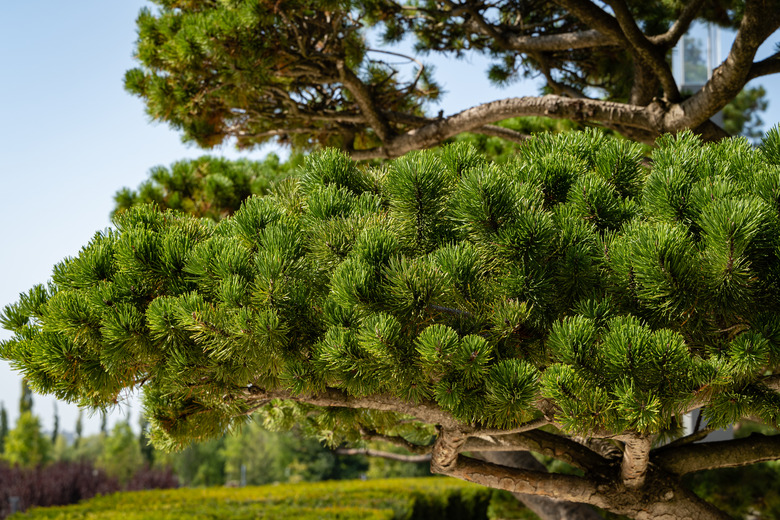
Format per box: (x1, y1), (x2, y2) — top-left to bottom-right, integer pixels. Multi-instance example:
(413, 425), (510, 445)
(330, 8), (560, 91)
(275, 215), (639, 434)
(10, 478), (497, 520)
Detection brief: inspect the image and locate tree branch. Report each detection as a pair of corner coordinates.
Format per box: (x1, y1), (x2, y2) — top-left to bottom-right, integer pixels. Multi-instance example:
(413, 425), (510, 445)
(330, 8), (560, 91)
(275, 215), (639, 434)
(467, 416), (549, 437)
(551, 0), (626, 44)
(350, 95), (652, 159)
(439, 453), (610, 507)
(656, 433), (780, 475)
(336, 61), (393, 144)
(464, 430), (607, 472)
(335, 447), (432, 462)
(619, 434), (652, 488)
(474, 451), (606, 520)
(604, 0), (680, 100)
(357, 427), (433, 455)
(649, 0), (707, 48)
(748, 52), (780, 82)
(243, 386), (460, 428)
(761, 373), (780, 391)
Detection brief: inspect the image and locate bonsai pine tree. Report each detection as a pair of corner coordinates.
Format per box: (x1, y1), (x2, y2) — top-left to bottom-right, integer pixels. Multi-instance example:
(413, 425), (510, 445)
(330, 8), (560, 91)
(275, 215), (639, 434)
(125, 0), (780, 158)
(5, 129), (780, 518)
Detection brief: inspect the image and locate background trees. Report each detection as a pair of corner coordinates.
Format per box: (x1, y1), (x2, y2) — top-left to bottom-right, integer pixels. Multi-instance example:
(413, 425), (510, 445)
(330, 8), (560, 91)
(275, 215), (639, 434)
(127, 0), (780, 158)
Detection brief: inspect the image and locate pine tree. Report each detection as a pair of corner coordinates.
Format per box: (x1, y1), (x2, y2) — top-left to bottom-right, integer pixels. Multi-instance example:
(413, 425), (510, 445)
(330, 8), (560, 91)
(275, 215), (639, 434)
(124, 0), (780, 158)
(5, 129), (780, 517)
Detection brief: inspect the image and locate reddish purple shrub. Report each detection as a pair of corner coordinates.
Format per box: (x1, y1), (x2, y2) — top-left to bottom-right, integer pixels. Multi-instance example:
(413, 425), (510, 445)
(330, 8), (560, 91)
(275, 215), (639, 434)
(125, 465), (178, 491)
(0, 461), (177, 518)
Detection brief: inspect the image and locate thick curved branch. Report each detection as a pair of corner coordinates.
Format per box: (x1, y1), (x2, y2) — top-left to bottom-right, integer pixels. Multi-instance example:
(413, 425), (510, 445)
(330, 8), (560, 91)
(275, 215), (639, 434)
(335, 447), (432, 462)
(440, 454), (610, 507)
(351, 95), (653, 159)
(656, 433), (780, 475)
(475, 451), (605, 520)
(464, 430), (607, 472)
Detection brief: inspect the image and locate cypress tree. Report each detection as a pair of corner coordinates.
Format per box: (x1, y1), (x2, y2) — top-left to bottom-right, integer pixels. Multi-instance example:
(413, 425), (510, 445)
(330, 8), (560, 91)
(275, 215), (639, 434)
(5, 129), (780, 518)
(51, 402), (59, 445)
(74, 410), (83, 449)
(0, 402), (7, 454)
(19, 379), (33, 415)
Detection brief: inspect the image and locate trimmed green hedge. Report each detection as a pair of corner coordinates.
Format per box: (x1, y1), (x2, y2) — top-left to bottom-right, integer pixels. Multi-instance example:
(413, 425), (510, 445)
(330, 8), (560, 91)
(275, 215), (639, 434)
(10, 478), (495, 520)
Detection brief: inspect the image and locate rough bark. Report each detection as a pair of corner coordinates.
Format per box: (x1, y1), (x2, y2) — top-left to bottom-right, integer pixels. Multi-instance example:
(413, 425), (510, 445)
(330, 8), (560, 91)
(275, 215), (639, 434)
(350, 95), (654, 159)
(477, 451), (605, 520)
(619, 435), (652, 488)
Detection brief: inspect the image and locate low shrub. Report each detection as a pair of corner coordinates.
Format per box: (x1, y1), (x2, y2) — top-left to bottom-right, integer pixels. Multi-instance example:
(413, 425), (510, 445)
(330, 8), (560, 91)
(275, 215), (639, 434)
(10, 478), (493, 520)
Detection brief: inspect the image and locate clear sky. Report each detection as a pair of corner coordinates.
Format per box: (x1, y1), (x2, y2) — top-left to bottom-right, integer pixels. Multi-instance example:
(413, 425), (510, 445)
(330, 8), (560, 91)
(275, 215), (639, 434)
(1, 2), (778, 436)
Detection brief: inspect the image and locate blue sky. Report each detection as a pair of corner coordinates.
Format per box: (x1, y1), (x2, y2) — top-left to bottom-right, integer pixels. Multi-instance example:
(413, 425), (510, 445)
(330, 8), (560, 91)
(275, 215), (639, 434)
(1, 2), (778, 435)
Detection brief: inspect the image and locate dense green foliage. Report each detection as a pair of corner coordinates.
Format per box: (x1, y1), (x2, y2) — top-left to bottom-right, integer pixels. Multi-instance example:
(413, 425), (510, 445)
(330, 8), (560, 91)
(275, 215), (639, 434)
(113, 154), (301, 221)
(4, 129), (780, 452)
(10, 478), (493, 520)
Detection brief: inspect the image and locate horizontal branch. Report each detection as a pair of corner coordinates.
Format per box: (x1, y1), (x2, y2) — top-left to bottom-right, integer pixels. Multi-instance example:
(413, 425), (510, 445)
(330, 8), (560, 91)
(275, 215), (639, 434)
(351, 95), (652, 159)
(748, 52), (780, 81)
(464, 430), (607, 471)
(656, 433), (780, 475)
(335, 447), (432, 462)
(505, 29), (614, 52)
(242, 386), (460, 428)
(358, 428), (433, 455)
(442, 454), (610, 507)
